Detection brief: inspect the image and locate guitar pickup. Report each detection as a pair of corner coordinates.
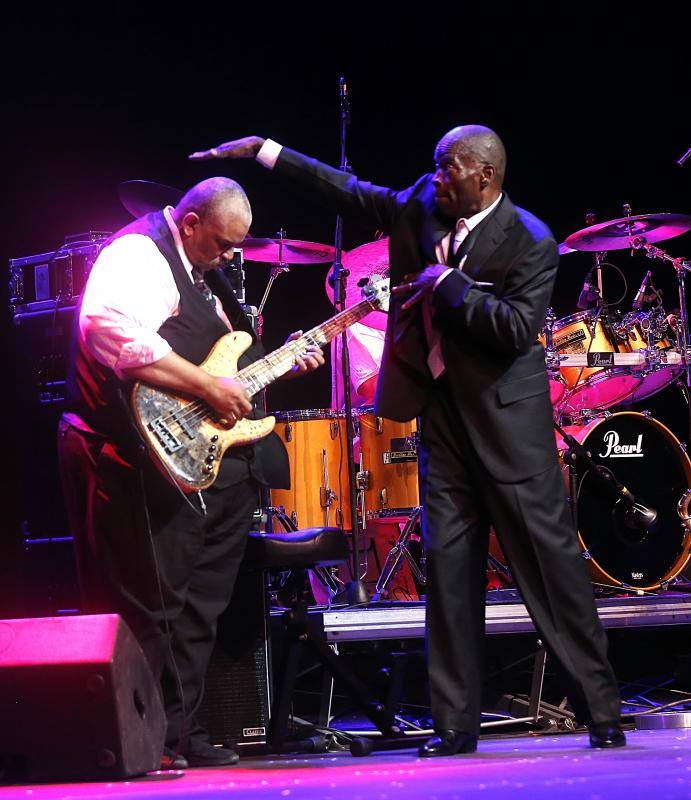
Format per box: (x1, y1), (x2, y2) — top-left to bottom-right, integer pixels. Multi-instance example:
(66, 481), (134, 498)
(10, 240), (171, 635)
(149, 416), (183, 454)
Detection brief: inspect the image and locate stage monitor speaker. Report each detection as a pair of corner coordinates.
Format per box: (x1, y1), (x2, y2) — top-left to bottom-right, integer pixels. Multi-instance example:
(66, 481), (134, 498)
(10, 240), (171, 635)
(0, 614), (165, 782)
(198, 570), (272, 750)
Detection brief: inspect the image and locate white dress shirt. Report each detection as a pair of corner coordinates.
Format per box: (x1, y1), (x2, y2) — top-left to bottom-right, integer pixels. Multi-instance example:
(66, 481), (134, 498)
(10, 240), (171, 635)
(79, 207), (232, 376)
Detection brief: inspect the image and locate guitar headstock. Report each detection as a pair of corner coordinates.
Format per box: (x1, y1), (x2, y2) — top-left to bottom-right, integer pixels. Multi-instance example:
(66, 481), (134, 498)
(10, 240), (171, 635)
(361, 275), (390, 313)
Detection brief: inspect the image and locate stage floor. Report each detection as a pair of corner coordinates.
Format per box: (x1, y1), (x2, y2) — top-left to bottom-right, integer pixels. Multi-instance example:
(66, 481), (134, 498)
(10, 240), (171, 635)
(2, 728), (691, 799)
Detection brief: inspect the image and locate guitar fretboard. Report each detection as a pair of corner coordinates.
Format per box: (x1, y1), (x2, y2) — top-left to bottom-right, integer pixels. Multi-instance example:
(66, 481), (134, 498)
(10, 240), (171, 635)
(236, 295), (382, 396)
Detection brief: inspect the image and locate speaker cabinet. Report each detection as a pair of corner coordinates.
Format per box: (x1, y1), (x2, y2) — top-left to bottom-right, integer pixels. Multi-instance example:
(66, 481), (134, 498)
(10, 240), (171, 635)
(12, 305), (77, 538)
(0, 614), (165, 782)
(198, 570), (272, 750)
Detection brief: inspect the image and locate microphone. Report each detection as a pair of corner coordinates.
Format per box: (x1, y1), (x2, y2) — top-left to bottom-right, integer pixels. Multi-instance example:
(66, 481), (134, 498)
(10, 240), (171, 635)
(594, 465), (658, 531)
(577, 275), (600, 310)
(632, 270), (652, 310)
(339, 76), (351, 124)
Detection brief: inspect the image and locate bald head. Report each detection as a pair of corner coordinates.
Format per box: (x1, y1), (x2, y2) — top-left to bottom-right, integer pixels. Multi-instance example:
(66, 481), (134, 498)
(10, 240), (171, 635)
(432, 125), (506, 219)
(436, 125), (506, 186)
(174, 177), (252, 271)
(176, 176), (252, 227)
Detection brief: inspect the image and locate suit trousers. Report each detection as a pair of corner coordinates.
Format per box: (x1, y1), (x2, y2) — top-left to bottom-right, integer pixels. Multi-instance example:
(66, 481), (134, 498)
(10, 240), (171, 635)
(419, 379), (621, 735)
(58, 417), (258, 749)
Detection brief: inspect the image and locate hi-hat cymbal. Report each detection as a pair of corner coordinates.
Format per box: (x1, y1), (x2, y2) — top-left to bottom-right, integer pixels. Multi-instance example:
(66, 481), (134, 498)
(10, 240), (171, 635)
(565, 213), (691, 252)
(241, 238), (335, 264)
(325, 238), (389, 331)
(118, 180), (183, 218)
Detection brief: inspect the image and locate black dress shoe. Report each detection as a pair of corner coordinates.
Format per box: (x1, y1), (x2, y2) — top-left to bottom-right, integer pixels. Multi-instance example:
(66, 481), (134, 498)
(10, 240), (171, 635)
(588, 722), (626, 749)
(418, 730), (478, 757)
(161, 747), (188, 770)
(185, 738), (240, 767)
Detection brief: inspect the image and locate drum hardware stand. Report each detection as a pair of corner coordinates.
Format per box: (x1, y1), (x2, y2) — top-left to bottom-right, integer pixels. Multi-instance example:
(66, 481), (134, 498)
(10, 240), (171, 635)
(256, 228), (290, 337)
(371, 507), (425, 602)
(328, 76), (369, 605)
(631, 236), (691, 444)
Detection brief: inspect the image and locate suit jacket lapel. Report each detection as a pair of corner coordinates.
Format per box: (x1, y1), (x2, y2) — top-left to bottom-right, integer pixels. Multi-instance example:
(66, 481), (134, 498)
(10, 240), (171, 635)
(462, 195), (514, 280)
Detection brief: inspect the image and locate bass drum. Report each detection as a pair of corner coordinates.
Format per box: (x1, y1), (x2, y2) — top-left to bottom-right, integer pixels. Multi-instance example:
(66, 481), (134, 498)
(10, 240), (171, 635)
(556, 412), (691, 591)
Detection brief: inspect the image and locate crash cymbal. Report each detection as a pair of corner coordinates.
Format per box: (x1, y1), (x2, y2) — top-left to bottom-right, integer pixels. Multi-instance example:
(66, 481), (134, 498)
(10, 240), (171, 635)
(325, 238), (389, 331)
(558, 242), (576, 256)
(565, 213), (691, 252)
(241, 238), (335, 264)
(118, 180), (183, 218)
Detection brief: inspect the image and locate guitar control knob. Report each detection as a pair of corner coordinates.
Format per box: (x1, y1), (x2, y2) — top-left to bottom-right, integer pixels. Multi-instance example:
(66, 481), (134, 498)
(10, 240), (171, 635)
(211, 435), (219, 443)
(202, 465), (213, 474)
(205, 455), (215, 464)
(208, 445), (217, 453)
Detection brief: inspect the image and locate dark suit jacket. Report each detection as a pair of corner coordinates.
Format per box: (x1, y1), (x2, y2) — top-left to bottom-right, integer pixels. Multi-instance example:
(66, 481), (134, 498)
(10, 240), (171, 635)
(275, 147), (560, 482)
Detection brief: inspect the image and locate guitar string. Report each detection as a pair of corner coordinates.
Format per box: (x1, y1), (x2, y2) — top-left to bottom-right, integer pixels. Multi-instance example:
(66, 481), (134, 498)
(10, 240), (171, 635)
(150, 297), (382, 434)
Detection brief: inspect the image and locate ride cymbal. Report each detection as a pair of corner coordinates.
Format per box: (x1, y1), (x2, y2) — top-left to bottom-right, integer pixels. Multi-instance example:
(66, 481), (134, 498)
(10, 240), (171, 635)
(565, 213), (691, 252)
(241, 238), (335, 264)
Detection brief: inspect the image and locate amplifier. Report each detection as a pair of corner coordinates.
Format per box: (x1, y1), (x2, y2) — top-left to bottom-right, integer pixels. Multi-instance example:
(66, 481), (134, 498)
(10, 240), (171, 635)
(11, 304), (78, 538)
(9, 231), (109, 315)
(198, 570), (272, 750)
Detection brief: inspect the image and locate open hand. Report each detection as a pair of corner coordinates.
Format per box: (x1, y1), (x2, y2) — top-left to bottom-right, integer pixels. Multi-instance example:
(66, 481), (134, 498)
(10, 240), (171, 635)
(189, 136), (266, 161)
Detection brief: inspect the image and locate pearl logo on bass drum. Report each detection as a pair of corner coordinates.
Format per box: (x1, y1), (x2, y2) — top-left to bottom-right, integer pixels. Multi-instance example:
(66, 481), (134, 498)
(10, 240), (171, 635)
(598, 430), (644, 458)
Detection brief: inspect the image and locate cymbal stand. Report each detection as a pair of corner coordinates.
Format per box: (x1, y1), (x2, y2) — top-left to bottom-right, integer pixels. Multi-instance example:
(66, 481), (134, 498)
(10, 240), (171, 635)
(256, 229), (290, 337)
(631, 236), (691, 442)
(329, 76), (369, 605)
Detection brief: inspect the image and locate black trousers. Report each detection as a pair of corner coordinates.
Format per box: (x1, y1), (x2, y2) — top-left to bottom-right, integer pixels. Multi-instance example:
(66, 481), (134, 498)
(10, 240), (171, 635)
(58, 417), (258, 749)
(419, 383), (621, 736)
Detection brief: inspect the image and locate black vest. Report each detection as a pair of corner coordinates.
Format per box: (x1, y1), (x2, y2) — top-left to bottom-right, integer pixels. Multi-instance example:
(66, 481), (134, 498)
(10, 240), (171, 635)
(67, 210), (288, 489)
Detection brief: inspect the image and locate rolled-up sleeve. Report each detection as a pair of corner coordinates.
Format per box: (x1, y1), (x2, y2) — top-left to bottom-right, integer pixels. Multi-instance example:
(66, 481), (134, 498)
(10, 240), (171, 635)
(79, 234), (177, 373)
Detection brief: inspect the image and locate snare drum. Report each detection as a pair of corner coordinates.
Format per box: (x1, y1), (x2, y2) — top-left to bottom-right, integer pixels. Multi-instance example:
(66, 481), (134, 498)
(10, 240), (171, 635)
(555, 412), (691, 590)
(552, 311), (640, 413)
(270, 409), (351, 529)
(357, 409), (419, 519)
(620, 310), (682, 404)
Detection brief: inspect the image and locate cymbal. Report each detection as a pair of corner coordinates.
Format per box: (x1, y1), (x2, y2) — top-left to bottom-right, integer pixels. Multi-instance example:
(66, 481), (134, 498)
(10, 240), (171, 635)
(325, 238), (389, 331)
(241, 238), (335, 264)
(118, 180), (183, 218)
(565, 213), (691, 252)
(558, 242), (576, 256)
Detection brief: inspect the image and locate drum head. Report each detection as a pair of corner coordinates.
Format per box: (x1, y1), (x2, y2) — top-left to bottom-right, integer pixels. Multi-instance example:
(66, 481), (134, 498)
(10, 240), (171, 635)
(577, 413), (691, 589)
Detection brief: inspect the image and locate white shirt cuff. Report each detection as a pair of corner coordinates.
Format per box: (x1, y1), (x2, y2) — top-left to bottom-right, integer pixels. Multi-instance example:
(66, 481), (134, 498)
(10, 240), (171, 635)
(256, 139), (283, 169)
(433, 268), (455, 290)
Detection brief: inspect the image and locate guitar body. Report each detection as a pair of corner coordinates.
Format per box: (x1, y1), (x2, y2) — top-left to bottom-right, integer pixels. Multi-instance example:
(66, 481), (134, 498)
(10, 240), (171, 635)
(131, 276), (390, 494)
(132, 331), (275, 493)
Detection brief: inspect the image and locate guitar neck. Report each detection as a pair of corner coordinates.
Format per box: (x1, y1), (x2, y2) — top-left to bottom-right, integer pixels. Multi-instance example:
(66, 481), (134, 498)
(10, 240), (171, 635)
(236, 296), (378, 397)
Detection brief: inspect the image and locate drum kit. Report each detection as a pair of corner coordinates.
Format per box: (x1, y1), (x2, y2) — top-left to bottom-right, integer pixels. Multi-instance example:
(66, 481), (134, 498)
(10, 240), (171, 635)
(545, 208), (691, 593)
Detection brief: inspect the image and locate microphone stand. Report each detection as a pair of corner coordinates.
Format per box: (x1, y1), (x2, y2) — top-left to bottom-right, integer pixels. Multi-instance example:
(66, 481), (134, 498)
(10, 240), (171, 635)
(331, 76), (370, 605)
(554, 420), (657, 532)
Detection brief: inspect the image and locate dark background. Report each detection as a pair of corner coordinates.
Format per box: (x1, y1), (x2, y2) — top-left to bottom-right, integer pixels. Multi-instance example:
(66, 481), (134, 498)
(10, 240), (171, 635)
(1, 8), (689, 613)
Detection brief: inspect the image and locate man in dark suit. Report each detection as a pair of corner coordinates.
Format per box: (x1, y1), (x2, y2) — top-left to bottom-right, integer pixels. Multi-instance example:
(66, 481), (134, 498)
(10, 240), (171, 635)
(190, 126), (624, 753)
